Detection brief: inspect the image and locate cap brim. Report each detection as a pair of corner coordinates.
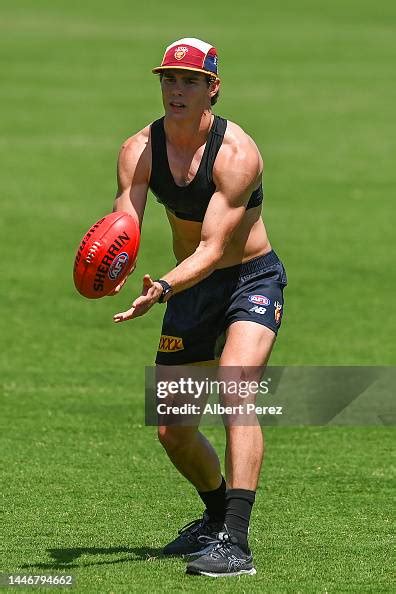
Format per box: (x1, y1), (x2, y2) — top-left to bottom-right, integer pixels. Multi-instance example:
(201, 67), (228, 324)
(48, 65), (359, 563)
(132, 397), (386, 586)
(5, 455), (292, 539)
(152, 65), (218, 77)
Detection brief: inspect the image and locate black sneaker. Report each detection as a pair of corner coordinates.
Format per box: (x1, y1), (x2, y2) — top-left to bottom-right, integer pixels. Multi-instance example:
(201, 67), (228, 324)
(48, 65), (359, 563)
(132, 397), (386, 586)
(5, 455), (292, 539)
(162, 511), (223, 556)
(186, 529), (256, 577)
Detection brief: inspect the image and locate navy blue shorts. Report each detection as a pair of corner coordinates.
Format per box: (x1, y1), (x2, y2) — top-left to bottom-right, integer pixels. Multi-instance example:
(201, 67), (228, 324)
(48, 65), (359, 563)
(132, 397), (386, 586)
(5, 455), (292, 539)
(155, 250), (287, 365)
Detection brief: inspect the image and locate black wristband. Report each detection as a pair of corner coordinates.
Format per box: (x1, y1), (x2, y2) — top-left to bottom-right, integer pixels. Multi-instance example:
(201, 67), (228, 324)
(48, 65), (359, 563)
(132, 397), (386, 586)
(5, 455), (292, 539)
(155, 279), (173, 303)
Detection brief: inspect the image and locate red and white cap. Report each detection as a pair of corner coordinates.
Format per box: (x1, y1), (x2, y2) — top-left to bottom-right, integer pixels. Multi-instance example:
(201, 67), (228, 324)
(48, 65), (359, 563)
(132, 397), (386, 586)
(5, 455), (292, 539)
(152, 37), (219, 77)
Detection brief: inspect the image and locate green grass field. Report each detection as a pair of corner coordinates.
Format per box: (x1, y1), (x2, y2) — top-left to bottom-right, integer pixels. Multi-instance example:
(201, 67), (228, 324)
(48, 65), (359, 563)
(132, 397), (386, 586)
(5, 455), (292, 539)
(1, 0), (395, 592)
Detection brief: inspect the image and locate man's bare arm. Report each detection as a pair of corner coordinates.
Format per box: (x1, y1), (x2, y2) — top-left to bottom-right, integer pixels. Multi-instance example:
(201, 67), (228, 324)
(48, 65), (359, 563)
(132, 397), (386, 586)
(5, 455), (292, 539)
(108, 129), (150, 295)
(113, 128), (151, 228)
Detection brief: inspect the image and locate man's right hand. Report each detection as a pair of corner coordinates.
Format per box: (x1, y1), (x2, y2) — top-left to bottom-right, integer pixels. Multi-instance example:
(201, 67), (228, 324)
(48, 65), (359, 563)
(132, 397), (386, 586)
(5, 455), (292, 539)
(113, 274), (162, 322)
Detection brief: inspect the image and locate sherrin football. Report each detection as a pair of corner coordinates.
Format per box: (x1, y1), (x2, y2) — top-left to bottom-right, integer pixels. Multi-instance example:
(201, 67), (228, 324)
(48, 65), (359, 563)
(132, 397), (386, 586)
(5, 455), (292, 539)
(73, 211), (140, 299)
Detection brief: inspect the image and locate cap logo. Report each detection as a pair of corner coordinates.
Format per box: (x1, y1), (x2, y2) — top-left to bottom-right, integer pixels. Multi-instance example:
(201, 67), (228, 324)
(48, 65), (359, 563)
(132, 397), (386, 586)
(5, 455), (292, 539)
(174, 46), (188, 60)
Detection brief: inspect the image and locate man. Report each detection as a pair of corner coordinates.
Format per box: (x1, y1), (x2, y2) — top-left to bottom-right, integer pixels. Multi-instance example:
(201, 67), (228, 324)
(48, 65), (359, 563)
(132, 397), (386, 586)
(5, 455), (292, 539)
(111, 38), (287, 577)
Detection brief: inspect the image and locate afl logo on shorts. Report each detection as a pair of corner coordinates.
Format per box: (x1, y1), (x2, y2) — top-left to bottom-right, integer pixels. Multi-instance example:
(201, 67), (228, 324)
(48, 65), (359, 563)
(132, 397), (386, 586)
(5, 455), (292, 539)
(108, 252), (129, 280)
(174, 46), (188, 60)
(248, 295), (270, 306)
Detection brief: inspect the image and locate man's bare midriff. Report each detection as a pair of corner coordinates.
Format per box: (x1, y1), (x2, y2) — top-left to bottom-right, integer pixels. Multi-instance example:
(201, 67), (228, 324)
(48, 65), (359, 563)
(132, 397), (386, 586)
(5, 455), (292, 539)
(166, 205), (271, 269)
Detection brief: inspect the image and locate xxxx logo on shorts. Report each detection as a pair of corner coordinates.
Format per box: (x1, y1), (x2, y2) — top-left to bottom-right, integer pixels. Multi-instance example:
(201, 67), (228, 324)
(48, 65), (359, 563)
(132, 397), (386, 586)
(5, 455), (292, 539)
(158, 335), (184, 352)
(174, 46), (188, 60)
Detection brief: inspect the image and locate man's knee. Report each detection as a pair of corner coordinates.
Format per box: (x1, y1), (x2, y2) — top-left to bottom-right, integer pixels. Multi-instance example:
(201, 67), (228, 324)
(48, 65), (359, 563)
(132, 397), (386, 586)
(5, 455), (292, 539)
(157, 425), (198, 452)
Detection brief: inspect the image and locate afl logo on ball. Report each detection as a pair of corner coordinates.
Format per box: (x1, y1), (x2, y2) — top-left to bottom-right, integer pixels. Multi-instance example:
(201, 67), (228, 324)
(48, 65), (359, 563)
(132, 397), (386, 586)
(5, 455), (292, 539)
(174, 46), (188, 60)
(248, 295), (270, 306)
(108, 252), (129, 280)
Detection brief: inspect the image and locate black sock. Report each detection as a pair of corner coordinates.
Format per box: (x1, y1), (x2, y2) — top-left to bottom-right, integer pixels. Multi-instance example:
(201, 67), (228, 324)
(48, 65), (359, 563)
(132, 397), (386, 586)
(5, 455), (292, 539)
(198, 477), (226, 523)
(225, 488), (256, 553)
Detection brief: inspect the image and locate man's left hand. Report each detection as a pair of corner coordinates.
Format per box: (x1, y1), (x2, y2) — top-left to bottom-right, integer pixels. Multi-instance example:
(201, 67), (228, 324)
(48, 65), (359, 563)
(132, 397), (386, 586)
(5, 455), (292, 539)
(113, 274), (162, 323)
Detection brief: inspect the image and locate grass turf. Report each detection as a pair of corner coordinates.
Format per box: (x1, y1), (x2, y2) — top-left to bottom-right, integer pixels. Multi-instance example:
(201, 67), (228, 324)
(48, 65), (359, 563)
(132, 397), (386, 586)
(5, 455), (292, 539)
(1, 0), (395, 591)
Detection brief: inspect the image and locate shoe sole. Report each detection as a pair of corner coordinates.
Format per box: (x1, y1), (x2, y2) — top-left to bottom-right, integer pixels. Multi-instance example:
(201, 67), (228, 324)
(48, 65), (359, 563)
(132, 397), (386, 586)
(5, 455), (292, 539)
(187, 567), (257, 577)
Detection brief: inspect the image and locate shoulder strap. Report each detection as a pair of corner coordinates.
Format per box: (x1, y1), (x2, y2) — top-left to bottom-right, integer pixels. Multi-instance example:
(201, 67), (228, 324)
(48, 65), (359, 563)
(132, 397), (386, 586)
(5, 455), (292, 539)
(205, 115), (227, 183)
(149, 117), (169, 187)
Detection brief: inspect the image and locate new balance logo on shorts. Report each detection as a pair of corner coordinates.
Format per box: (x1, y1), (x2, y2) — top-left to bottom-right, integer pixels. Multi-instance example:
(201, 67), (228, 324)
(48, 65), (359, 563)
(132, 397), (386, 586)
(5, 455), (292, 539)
(158, 335), (184, 352)
(249, 305), (267, 315)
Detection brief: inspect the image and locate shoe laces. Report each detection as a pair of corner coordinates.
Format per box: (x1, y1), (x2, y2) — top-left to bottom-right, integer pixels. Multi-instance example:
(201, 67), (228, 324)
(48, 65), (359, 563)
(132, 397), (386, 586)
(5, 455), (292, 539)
(197, 529), (237, 557)
(178, 512), (210, 541)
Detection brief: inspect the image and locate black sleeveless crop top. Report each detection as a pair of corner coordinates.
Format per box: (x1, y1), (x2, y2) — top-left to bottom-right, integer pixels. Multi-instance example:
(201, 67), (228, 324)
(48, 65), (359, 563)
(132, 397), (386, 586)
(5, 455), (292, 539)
(149, 115), (263, 222)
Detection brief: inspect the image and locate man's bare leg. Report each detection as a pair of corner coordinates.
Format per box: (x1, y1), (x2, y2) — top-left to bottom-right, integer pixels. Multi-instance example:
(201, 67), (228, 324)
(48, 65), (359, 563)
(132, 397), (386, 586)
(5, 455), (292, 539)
(156, 360), (222, 491)
(217, 321), (276, 552)
(157, 365), (226, 556)
(157, 424), (222, 492)
(220, 321), (275, 488)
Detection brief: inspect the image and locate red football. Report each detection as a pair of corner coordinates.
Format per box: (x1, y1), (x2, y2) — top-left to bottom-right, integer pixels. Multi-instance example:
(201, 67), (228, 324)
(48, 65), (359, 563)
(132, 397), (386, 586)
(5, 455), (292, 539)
(73, 211), (140, 299)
